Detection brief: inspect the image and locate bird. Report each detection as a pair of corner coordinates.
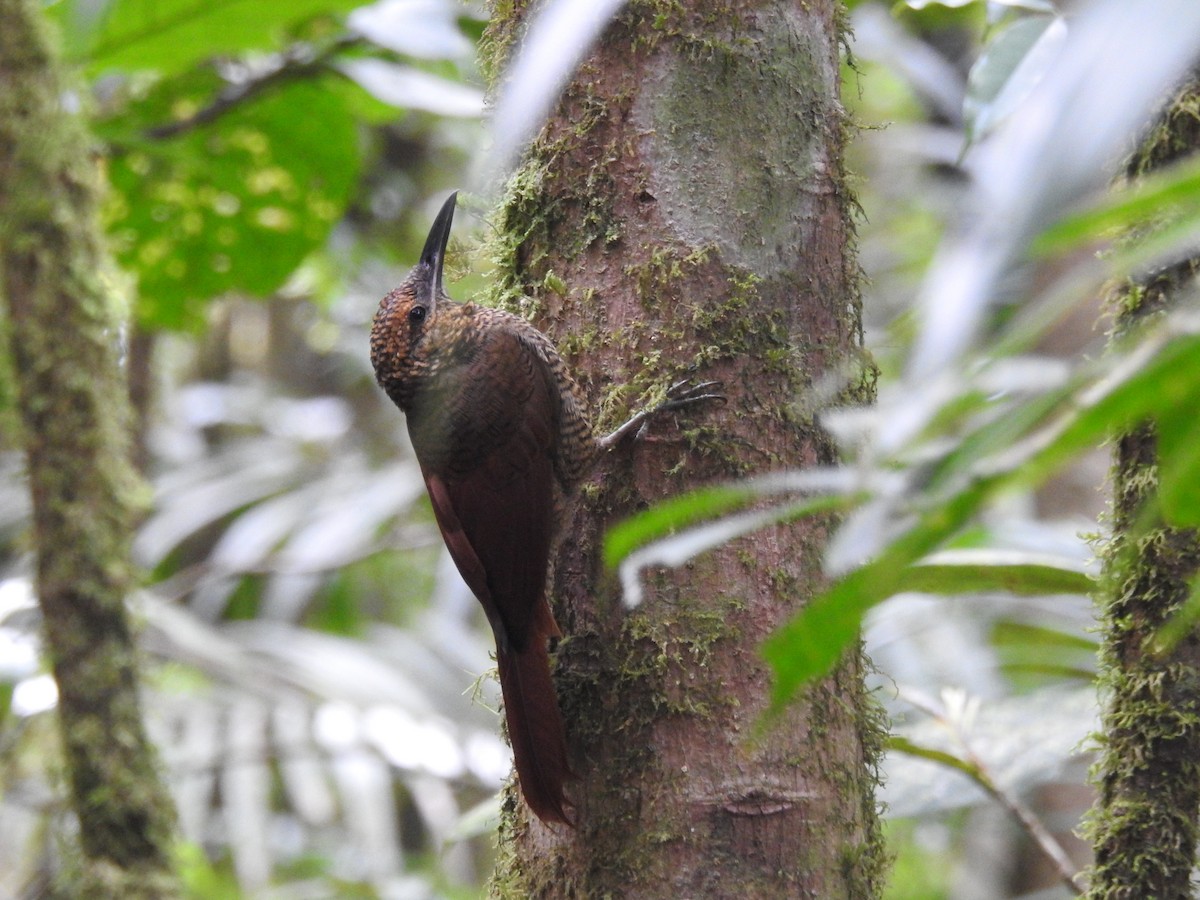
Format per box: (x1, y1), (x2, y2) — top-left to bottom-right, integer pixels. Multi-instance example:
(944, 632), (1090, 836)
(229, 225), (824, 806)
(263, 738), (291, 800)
(370, 191), (722, 825)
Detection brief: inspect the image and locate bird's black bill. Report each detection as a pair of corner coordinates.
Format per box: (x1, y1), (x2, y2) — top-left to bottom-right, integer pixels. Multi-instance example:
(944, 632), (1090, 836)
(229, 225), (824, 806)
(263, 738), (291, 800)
(417, 191), (458, 302)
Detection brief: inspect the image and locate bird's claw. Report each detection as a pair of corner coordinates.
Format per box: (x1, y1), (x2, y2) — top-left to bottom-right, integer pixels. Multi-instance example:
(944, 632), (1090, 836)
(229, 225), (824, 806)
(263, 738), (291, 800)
(656, 379), (726, 413)
(599, 378), (725, 449)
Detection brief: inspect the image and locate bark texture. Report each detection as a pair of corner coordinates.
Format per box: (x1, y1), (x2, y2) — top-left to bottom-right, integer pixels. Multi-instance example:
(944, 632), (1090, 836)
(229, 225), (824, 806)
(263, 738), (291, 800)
(484, 0), (885, 896)
(0, 1), (181, 895)
(1086, 76), (1200, 899)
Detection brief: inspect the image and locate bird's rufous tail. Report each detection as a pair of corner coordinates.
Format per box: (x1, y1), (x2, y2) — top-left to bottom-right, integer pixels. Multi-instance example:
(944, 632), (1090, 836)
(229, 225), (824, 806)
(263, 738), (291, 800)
(496, 639), (573, 825)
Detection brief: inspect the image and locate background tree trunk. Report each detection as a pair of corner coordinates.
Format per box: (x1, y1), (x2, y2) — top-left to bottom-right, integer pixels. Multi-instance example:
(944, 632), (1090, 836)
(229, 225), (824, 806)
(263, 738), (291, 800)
(484, 0), (886, 895)
(1086, 75), (1200, 899)
(0, 0), (181, 895)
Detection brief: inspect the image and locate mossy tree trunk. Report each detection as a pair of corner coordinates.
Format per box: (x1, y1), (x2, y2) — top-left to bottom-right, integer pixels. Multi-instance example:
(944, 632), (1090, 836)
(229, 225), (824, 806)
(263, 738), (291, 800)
(1086, 76), (1200, 899)
(0, 0), (181, 895)
(484, 0), (885, 896)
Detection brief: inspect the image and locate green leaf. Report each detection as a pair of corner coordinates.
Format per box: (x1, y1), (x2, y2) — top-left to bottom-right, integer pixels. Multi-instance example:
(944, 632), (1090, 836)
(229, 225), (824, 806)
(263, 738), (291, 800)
(922, 383), (1068, 497)
(603, 482), (762, 569)
(905, 549), (1094, 595)
(888, 735), (983, 781)
(100, 74), (361, 329)
(1156, 397), (1200, 527)
(617, 494), (852, 608)
(55, 0), (365, 75)
(974, 330), (1200, 494)
(991, 620), (1096, 653)
(991, 621), (1097, 686)
(1035, 154), (1200, 256)
(761, 325), (1200, 708)
(175, 841), (242, 897)
(762, 480), (993, 712)
(762, 565), (887, 712)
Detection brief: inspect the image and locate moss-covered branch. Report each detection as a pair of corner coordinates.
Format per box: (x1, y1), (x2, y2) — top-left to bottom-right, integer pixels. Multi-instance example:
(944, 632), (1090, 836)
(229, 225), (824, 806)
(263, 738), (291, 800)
(1085, 75), (1200, 900)
(0, 0), (181, 895)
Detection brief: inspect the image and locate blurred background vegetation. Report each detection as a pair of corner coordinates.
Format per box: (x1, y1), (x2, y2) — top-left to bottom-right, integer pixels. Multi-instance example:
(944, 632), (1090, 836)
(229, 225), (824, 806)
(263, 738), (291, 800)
(3, 0), (1200, 896)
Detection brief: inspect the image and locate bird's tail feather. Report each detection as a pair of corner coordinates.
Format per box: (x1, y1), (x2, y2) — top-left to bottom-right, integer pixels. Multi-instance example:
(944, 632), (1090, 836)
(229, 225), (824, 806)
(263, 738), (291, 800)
(496, 640), (573, 825)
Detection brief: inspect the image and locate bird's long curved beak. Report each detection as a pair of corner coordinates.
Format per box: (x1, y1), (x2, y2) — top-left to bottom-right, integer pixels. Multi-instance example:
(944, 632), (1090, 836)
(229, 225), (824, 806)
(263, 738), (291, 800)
(415, 191), (457, 305)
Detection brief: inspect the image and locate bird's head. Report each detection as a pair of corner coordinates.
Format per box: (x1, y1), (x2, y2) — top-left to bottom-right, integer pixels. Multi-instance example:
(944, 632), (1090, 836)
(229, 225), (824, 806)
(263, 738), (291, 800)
(370, 191), (458, 403)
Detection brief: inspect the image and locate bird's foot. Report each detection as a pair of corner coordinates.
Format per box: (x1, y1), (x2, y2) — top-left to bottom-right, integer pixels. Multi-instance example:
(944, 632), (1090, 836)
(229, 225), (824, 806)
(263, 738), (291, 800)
(598, 379), (725, 451)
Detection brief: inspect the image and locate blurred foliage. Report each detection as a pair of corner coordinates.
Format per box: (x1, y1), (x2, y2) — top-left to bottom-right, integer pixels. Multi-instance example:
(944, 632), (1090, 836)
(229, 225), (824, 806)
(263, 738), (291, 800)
(884, 820), (953, 900)
(65, 0), (483, 331)
(4, 0), (1200, 896)
(100, 71), (363, 329)
(53, 0), (363, 74)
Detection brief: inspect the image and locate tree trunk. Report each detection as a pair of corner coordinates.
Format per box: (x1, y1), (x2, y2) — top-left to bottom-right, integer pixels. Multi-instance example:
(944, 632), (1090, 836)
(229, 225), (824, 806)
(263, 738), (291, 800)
(1086, 76), (1200, 899)
(483, 1), (885, 896)
(0, 0), (181, 895)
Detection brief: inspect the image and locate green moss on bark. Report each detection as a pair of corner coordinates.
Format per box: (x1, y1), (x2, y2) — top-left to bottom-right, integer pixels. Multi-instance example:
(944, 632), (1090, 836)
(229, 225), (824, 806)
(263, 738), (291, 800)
(482, 0), (885, 895)
(1084, 75), (1200, 900)
(0, 1), (180, 895)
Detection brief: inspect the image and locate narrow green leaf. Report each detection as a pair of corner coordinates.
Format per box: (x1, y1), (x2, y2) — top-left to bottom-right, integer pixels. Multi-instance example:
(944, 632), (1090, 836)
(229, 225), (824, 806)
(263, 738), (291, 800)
(991, 621), (1097, 685)
(603, 483), (760, 568)
(1028, 333), (1200, 477)
(762, 565), (882, 709)
(905, 549), (1094, 596)
(617, 494), (852, 607)
(1035, 153), (1200, 255)
(923, 384), (1069, 496)
(605, 470), (856, 570)
(1156, 401), (1200, 527)
(763, 480), (994, 711)
(887, 736), (983, 782)
(762, 327), (1200, 711)
(991, 620), (1097, 653)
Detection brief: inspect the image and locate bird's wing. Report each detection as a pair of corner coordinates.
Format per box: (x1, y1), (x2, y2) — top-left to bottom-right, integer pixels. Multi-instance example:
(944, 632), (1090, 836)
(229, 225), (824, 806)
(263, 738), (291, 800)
(418, 327), (561, 652)
(416, 325), (574, 824)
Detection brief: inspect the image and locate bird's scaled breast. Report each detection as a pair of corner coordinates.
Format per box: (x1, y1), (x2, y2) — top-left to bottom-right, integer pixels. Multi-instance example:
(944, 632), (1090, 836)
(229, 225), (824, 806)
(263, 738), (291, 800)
(405, 358), (535, 477)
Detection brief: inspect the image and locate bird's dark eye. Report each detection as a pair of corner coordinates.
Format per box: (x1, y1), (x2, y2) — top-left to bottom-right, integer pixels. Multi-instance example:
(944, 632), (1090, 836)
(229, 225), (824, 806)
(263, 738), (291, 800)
(408, 305), (427, 325)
